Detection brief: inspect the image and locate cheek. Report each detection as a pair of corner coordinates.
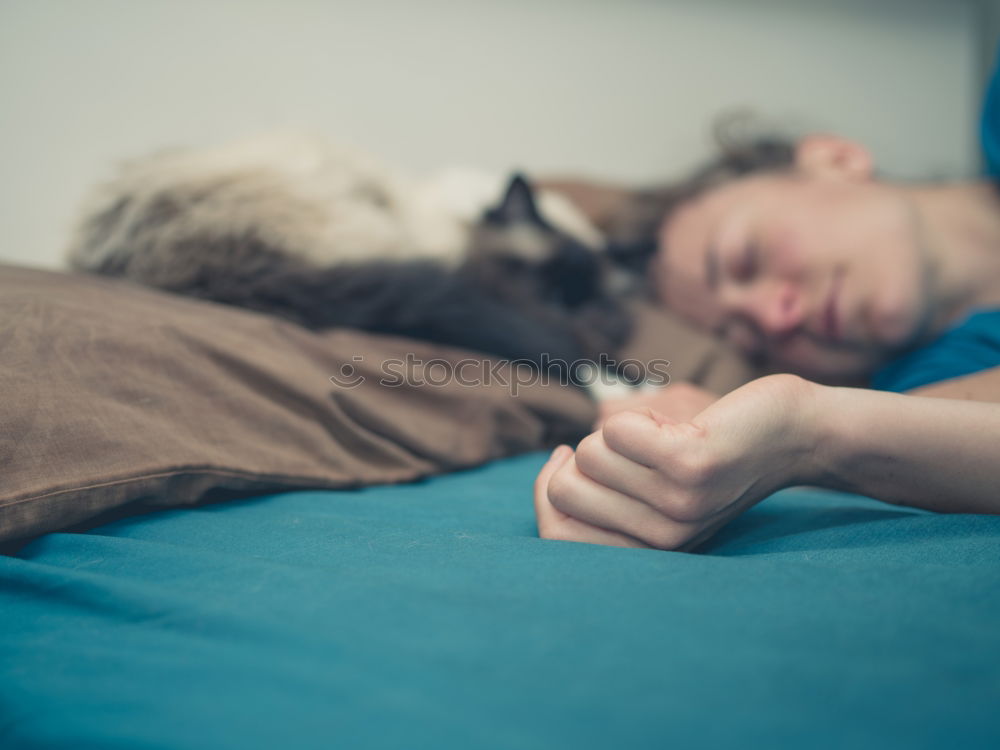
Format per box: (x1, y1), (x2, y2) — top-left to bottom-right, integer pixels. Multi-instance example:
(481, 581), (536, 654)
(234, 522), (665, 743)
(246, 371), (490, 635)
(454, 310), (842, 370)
(655, 260), (717, 330)
(859, 229), (928, 349)
(656, 209), (717, 327)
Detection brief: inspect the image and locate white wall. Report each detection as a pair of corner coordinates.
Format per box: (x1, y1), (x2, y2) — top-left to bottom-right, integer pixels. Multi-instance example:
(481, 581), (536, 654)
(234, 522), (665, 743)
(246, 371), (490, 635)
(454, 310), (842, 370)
(0, 0), (980, 269)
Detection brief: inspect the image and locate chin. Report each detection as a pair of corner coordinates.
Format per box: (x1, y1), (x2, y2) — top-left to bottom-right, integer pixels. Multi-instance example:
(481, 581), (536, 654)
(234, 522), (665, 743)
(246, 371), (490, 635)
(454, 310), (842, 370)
(770, 344), (876, 387)
(869, 253), (933, 350)
(871, 294), (924, 352)
(794, 363), (869, 387)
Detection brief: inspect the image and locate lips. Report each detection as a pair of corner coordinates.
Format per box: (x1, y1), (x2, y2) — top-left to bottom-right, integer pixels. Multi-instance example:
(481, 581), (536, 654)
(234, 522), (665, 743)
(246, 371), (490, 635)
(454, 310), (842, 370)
(822, 269), (843, 342)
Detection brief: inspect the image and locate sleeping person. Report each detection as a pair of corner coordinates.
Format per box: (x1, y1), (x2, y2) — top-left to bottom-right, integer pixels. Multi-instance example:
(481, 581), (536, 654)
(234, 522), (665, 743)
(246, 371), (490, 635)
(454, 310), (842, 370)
(534, 56), (1000, 550)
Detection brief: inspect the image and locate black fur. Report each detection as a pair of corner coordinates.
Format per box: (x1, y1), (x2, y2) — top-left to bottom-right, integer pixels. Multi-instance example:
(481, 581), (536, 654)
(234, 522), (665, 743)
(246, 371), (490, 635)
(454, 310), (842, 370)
(83, 174), (634, 384)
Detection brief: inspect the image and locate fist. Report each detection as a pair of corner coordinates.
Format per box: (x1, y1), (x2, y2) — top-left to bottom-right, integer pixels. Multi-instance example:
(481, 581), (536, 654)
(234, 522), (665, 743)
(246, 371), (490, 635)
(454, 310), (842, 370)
(536, 374), (819, 550)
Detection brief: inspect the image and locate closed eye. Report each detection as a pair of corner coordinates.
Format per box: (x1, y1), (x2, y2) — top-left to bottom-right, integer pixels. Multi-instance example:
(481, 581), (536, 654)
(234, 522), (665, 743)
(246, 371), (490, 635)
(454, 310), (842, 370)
(732, 243), (758, 283)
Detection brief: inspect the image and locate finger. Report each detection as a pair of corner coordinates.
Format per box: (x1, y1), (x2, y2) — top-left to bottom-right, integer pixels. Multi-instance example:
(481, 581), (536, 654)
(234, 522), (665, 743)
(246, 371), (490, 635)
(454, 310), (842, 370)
(534, 448), (650, 549)
(546, 455), (699, 550)
(595, 401), (670, 432)
(573, 431), (676, 511)
(533, 444), (578, 530)
(533, 445), (573, 499)
(538, 496), (652, 548)
(643, 407), (677, 427)
(600, 409), (674, 467)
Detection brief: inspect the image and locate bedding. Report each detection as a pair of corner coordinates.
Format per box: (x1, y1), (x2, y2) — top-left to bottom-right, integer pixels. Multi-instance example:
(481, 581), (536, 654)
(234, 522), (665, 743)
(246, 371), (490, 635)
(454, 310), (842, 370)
(2, 452), (999, 749)
(0, 263), (755, 544)
(0, 263), (591, 544)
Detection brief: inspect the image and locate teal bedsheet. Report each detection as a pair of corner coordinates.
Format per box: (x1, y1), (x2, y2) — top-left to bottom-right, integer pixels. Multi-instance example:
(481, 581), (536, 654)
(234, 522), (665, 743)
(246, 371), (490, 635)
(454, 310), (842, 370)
(2, 453), (999, 749)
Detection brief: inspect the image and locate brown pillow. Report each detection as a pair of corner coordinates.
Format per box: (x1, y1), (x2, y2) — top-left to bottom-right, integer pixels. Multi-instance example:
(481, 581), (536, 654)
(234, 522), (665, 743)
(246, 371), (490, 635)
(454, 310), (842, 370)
(0, 264), (757, 545)
(0, 264), (598, 544)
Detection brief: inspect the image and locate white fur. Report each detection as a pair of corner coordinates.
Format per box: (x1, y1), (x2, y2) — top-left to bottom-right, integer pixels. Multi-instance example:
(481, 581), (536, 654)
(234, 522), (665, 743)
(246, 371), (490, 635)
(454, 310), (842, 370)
(67, 131), (603, 272)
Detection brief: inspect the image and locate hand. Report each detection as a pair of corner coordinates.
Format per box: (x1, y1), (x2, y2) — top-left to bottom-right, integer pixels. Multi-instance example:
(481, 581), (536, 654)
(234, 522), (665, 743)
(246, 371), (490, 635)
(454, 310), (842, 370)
(595, 381), (718, 429)
(535, 374), (822, 550)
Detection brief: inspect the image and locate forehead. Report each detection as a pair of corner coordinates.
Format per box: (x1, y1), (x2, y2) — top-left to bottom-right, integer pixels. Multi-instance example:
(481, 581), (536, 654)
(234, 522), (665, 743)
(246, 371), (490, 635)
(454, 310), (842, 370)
(653, 174), (790, 322)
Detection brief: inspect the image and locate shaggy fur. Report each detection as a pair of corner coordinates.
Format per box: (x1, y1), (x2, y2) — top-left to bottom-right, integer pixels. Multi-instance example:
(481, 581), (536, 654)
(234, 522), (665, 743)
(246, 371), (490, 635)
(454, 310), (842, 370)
(66, 133), (633, 381)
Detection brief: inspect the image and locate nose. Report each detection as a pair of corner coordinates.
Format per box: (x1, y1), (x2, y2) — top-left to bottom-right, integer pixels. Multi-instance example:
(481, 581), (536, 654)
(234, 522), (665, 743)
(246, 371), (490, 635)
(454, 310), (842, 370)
(747, 280), (804, 338)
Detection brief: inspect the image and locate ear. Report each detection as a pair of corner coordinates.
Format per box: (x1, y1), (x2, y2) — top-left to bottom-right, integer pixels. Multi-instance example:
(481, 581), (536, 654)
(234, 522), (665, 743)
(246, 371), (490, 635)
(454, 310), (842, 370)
(794, 134), (873, 181)
(490, 173), (545, 224)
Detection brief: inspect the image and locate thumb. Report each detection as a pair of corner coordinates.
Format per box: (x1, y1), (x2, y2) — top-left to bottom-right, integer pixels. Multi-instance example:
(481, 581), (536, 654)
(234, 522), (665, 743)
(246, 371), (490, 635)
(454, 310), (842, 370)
(642, 407), (678, 428)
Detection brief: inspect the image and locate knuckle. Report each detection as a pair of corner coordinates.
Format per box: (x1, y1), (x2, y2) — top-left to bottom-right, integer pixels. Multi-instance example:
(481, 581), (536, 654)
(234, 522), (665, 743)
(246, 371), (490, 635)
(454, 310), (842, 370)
(545, 470), (575, 513)
(602, 410), (644, 448)
(573, 434), (602, 472)
(653, 488), (705, 522)
(670, 491), (704, 521)
(601, 411), (630, 437)
(666, 450), (714, 487)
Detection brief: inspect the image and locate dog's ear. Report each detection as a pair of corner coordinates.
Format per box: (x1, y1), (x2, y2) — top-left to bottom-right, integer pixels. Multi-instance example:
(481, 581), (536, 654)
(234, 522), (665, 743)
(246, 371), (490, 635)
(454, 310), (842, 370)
(483, 173), (546, 226)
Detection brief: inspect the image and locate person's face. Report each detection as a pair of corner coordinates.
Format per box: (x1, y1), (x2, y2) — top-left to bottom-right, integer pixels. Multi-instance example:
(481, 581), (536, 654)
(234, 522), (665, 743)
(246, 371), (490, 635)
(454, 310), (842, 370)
(653, 137), (932, 383)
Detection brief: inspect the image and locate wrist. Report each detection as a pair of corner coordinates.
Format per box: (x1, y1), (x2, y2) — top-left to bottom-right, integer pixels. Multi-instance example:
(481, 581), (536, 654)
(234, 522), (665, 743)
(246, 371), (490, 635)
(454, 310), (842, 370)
(764, 373), (837, 488)
(801, 380), (871, 493)
(704, 373), (832, 491)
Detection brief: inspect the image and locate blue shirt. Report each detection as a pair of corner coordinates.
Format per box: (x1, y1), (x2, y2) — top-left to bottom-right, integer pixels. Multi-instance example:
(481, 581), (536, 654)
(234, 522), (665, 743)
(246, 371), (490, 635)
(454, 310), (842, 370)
(870, 309), (1000, 391)
(870, 53), (1000, 392)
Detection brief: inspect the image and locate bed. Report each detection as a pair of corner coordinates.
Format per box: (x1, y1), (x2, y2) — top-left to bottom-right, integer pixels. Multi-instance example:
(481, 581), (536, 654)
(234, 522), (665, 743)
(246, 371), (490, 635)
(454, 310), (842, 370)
(2, 264), (999, 748)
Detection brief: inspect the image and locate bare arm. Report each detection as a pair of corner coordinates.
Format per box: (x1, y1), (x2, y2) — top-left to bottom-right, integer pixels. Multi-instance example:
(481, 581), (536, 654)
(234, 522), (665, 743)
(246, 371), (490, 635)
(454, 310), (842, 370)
(536, 375), (1000, 552)
(817, 384), (1000, 514)
(905, 365), (1000, 403)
